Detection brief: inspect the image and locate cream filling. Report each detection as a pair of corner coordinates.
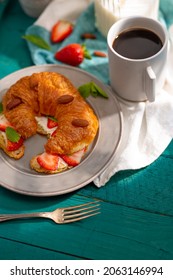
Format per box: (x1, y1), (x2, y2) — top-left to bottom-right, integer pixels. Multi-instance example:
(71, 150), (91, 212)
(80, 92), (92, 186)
(0, 114), (10, 147)
(0, 131), (8, 146)
(0, 114), (84, 171)
(57, 156), (68, 169)
(0, 114), (11, 127)
(35, 116), (57, 135)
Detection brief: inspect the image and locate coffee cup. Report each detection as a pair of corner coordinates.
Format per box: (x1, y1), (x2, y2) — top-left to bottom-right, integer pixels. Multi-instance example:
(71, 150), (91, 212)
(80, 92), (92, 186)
(107, 16), (168, 102)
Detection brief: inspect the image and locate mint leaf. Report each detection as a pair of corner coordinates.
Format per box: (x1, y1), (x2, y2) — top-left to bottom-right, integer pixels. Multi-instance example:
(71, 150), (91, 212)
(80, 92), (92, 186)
(78, 83), (91, 98)
(90, 82), (98, 97)
(48, 116), (58, 122)
(0, 102), (3, 113)
(78, 82), (108, 99)
(92, 82), (108, 98)
(5, 127), (20, 143)
(22, 35), (51, 51)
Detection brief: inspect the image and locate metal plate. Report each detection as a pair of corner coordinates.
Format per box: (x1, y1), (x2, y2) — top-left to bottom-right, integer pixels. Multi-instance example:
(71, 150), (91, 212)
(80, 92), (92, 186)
(0, 64), (123, 196)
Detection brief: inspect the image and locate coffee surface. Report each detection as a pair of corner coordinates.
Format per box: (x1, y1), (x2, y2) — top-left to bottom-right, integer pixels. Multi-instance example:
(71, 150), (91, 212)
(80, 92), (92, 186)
(112, 28), (163, 59)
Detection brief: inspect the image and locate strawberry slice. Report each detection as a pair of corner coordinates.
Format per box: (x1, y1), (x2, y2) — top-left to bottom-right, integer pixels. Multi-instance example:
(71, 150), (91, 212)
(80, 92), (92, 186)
(51, 128), (58, 137)
(61, 148), (86, 167)
(6, 137), (24, 151)
(51, 20), (73, 43)
(55, 43), (91, 66)
(0, 123), (8, 132)
(0, 115), (12, 132)
(37, 152), (59, 171)
(47, 117), (58, 129)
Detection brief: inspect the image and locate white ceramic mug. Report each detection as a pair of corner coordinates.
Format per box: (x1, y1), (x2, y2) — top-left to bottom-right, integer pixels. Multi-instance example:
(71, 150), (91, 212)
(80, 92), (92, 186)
(18, 0), (53, 18)
(107, 16), (168, 102)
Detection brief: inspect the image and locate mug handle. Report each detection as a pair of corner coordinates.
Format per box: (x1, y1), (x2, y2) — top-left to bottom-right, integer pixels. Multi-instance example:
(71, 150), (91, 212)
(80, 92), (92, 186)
(145, 66), (156, 102)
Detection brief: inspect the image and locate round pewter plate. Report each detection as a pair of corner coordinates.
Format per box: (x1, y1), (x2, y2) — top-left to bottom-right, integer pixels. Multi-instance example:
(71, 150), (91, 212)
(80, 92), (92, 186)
(0, 64), (123, 196)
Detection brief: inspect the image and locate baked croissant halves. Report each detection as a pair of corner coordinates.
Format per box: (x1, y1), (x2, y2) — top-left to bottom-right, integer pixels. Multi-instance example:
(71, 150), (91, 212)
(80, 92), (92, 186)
(1, 71), (99, 173)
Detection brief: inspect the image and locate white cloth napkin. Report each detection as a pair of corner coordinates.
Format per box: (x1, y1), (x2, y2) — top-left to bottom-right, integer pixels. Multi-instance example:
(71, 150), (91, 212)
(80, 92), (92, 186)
(35, 0), (93, 29)
(94, 37), (173, 186)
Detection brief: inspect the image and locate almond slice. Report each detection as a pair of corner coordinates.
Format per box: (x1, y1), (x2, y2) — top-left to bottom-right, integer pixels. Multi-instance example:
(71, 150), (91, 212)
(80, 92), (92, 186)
(57, 95), (74, 104)
(72, 119), (89, 127)
(6, 97), (22, 110)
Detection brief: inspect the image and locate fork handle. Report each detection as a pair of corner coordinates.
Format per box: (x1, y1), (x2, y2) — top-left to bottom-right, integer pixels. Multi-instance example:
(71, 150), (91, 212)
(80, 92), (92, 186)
(0, 212), (50, 222)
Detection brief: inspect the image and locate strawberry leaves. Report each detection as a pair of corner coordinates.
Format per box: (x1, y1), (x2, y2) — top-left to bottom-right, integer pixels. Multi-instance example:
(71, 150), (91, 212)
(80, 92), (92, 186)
(78, 82), (108, 99)
(82, 44), (92, 59)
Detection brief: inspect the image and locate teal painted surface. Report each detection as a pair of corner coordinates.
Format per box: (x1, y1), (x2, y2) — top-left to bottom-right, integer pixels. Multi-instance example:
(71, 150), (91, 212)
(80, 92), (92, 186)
(0, 189), (173, 260)
(0, 0), (34, 78)
(79, 143), (173, 215)
(0, 0), (173, 260)
(0, 238), (81, 260)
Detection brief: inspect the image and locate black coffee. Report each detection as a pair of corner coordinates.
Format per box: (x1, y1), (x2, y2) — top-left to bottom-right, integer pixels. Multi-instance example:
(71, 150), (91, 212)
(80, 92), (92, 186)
(112, 28), (163, 59)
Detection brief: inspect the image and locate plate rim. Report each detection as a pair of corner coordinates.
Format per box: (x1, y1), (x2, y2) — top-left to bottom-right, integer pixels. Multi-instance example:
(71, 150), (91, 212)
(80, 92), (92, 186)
(0, 64), (123, 196)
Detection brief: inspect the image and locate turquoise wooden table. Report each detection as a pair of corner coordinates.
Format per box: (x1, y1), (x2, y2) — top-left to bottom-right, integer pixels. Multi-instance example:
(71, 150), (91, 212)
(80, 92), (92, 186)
(0, 0), (173, 261)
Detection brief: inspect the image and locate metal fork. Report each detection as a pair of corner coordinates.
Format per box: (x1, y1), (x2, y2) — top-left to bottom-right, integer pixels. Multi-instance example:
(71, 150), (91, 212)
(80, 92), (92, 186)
(0, 201), (100, 224)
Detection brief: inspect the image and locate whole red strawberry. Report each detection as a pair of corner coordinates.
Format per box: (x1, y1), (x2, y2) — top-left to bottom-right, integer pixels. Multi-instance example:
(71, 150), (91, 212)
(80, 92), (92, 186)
(55, 43), (91, 66)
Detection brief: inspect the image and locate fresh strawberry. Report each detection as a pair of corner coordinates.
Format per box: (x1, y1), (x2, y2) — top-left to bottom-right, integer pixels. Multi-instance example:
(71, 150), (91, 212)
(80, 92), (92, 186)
(51, 128), (58, 137)
(61, 148), (86, 167)
(55, 43), (91, 66)
(37, 152), (59, 171)
(47, 117), (58, 129)
(6, 137), (24, 151)
(0, 123), (8, 132)
(0, 115), (12, 132)
(51, 20), (73, 43)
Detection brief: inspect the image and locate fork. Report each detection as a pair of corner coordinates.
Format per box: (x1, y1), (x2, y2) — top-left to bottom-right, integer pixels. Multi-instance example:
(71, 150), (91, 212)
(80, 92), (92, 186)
(0, 201), (100, 224)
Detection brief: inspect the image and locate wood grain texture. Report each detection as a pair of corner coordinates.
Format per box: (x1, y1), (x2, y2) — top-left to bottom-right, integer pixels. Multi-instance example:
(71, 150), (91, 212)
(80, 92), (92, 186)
(78, 142), (173, 216)
(0, 190), (172, 260)
(0, 238), (81, 260)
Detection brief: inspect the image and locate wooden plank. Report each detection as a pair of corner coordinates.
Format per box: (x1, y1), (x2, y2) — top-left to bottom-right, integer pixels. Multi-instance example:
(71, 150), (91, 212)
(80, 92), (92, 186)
(0, 238), (81, 260)
(0, 194), (172, 260)
(78, 143), (173, 216)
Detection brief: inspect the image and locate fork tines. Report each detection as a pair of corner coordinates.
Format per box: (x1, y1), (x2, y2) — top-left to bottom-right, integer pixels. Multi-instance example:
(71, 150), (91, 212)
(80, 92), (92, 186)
(63, 201), (100, 223)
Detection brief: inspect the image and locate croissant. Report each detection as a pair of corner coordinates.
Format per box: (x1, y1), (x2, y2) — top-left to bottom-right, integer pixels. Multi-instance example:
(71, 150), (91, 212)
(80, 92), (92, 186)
(1, 72), (99, 172)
